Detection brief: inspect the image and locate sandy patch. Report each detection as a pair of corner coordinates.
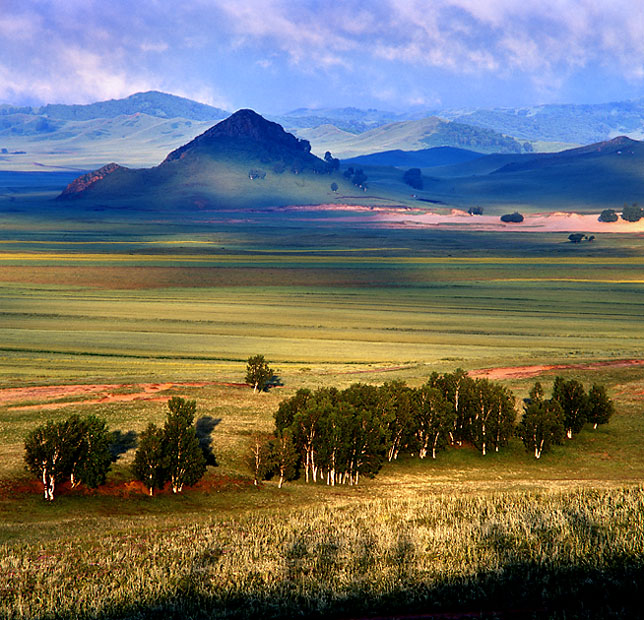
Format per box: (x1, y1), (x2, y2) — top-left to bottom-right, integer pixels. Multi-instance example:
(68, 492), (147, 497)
(470, 359), (644, 380)
(1, 381), (248, 411)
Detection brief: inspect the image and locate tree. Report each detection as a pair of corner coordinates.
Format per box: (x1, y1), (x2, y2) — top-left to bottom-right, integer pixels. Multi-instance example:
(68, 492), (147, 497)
(270, 430), (298, 488)
(500, 212), (524, 223)
(621, 203), (643, 222)
(245, 354), (274, 393)
(599, 209), (618, 222)
(519, 392), (565, 459)
(324, 151), (340, 172)
(403, 168), (423, 190)
(586, 384), (614, 429)
(351, 169), (368, 188)
(24, 415), (113, 500)
(468, 379), (516, 456)
(132, 423), (168, 496)
(246, 433), (274, 486)
(428, 369), (474, 446)
(163, 397), (206, 493)
(24, 419), (75, 501)
(330, 182), (338, 192)
(378, 381), (414, 461)
(69, 415), (112, 489)
(412, 386), (454, 459)
(552, 377), (587, 439)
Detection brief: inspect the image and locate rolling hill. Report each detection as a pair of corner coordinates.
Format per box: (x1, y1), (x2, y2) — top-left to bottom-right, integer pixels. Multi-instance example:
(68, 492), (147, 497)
(342, 146), (483, 168)
(295, 117), (532, 159)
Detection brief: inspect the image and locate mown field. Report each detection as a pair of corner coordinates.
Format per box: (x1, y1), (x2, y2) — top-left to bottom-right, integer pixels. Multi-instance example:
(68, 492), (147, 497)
(1, 196), (644, 617)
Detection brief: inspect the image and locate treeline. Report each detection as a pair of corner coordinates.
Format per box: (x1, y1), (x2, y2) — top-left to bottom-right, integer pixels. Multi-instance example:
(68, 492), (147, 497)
(254, 370), (614, 486)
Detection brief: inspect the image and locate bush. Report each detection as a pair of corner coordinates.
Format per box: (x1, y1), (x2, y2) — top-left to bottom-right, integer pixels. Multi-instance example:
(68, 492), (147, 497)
(599, 209), (618, 222)
(621, 203), (643, 222)
(500, 212), (524, 223)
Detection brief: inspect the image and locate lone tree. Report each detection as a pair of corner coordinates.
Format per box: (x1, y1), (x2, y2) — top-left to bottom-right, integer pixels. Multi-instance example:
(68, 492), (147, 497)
(246, 354), (274, 393)
(164, 397), (206, 493)
(599, 209), (618, 222)
(132, 423), (168, 496)
(621, 203), (643, 222)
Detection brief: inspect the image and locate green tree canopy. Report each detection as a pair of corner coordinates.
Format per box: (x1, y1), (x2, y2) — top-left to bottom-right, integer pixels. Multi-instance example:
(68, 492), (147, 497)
(132, 423), (168, 496)
(164, 397), (206, 493)
(245, 354), (274, 393)
(586, 384), (614, 429)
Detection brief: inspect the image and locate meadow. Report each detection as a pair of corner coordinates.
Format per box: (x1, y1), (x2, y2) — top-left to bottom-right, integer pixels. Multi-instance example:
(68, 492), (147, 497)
(1, 182), (644, 617)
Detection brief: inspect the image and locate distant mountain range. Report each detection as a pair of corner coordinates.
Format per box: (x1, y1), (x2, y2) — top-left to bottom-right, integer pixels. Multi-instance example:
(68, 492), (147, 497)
(4, 90), (644, 171)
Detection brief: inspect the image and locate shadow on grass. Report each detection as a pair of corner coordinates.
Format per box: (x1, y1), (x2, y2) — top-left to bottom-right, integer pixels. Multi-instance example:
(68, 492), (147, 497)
(37, 555), (644, 620)
(109, 430), (138, 461)
(196, 416), (221, 466)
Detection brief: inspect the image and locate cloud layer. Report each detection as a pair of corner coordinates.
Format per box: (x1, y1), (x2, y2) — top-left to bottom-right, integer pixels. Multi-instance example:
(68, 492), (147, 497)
(2, 0), (644, 110)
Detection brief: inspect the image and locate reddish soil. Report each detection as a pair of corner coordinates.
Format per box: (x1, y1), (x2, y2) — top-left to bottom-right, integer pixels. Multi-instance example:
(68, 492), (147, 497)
(0, 381), (249, 411)
(469, 359), (644, 380)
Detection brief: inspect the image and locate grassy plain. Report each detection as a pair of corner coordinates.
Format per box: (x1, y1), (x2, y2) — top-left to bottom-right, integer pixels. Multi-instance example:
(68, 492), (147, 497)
(1, 180), (644, 617)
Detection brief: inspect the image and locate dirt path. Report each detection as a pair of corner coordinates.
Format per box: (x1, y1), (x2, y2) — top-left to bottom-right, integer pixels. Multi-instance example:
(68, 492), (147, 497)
(469, 359), (644, 380)
(0, 381), (248, 411)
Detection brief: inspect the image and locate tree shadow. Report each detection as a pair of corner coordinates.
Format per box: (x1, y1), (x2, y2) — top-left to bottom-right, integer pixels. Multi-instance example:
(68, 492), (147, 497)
(109, 430), (138, 462)
(264, 374), (284, 391)
(196, 416), (221, 466)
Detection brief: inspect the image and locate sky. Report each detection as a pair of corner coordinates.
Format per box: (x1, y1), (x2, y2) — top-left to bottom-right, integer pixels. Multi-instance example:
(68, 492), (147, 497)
(2, 0), (644, 113)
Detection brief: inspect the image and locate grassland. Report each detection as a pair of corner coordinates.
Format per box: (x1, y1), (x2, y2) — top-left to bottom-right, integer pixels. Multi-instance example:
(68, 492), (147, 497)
(2, 182), (644, 617)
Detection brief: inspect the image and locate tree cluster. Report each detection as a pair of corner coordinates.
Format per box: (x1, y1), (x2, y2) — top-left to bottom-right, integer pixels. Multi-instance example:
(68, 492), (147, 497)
(133, 397), (207, 495)
(261, 371), (518, 487)
(24, 415), (112, 501)
(568, 233), (595, 243)
(518, 378), (614, 458)
(342, 167), (368, 189)
(324, 151), (340, 172)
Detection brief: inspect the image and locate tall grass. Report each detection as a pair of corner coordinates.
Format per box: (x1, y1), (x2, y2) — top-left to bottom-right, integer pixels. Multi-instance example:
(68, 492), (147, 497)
(2, 487), (642, 618)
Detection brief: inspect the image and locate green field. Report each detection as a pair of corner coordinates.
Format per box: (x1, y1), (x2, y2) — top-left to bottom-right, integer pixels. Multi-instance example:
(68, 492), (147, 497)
(2, 192), (644, 617)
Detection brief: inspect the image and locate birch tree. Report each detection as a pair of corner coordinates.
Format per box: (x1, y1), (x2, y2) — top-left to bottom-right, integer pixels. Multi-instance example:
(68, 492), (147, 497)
(586, 384), (614, 429)
(468, 379), (515, 456)
(412, 386), (454, 459)
(24, 420), (75, 501)
(163, 397), (206, 493)
(552, 377), (588, 438)
(245, 354), (274, 393)
(378, 381), (414, 461)
(428, 369), (474, 445)
(519, 391), (565, 459)
(132, 423), (168, 496)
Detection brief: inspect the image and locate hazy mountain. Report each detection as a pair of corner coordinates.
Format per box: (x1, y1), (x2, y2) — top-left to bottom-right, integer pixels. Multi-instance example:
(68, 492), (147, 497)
(276, 107), (404, 133)
(437, 100), (644, 145)
(296, 117), (532, 159)
(342, 146), (483, 168)
(57, 109), (360, 209)
(1, 91), (228, 122)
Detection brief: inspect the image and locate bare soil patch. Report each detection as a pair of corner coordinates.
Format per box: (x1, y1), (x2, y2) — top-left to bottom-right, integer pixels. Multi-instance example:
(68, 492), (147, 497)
(469, 359), (644, 380)
(0, 381), (248, 411)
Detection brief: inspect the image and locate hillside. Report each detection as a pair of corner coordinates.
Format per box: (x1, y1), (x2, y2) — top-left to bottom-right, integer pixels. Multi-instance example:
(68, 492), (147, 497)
(56, 109), (371, 210)
(296, 116), (532, 159)
(342, 146), (483, 168)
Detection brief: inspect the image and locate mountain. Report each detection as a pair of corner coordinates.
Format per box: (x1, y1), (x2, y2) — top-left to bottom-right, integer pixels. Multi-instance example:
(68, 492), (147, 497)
(276, 107), (403, 133)
(56, 109), (362, 210)
(342, 146), (483, 168)
(407, 136), (644, 210)
(1, 91), (228, 122)
(296, 117), (532, 159)
(439, 100), (644, 145)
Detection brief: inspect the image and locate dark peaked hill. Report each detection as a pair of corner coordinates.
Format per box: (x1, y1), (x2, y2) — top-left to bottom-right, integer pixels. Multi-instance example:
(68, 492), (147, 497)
(57, 109), (353, 209)
(163, 109), (323, 169)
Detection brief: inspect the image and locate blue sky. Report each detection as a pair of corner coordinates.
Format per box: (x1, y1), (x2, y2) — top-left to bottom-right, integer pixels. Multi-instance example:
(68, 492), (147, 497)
(2, 0), (644, 113)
